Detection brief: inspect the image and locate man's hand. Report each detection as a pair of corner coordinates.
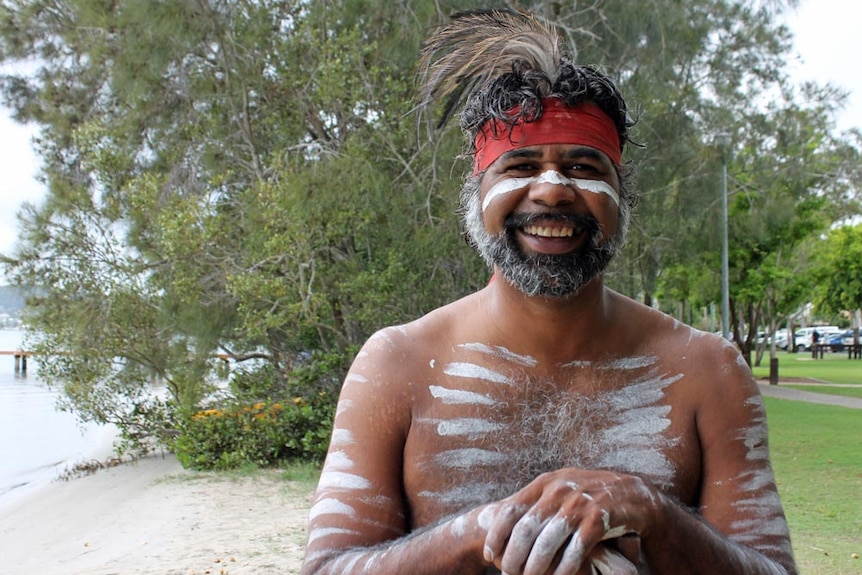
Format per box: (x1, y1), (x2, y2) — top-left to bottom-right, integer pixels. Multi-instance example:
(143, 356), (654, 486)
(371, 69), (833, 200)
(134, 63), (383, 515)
(482, 469), (658, 574)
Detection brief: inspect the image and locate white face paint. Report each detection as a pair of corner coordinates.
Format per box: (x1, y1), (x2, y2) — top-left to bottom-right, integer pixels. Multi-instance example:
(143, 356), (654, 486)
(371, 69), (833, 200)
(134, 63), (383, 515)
(482, 169), (620, 212)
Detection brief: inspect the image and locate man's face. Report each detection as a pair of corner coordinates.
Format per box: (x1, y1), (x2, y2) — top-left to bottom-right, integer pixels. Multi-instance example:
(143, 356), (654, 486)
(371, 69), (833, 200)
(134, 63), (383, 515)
(463, 143), (626, 298)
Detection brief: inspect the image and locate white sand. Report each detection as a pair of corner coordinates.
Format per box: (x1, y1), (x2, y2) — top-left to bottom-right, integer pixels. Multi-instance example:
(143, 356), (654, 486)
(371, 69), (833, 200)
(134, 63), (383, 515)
(0, 454), (312, 575)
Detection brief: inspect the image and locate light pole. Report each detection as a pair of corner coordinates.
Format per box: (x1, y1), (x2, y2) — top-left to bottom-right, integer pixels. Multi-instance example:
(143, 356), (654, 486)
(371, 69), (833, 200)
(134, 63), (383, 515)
(716, 132), (731, 340)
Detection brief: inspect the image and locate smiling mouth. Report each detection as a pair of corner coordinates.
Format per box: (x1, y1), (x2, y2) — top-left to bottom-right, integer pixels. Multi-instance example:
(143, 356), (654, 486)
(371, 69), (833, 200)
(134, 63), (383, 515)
(522, 224), (575, 238)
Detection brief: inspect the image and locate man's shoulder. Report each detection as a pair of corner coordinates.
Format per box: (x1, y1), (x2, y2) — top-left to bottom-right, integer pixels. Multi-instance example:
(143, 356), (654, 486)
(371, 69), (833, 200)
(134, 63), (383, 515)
(361, 294), (481, 355)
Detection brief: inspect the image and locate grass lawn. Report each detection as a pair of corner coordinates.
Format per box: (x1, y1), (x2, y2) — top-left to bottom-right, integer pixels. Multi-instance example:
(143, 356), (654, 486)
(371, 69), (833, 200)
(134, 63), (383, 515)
(751, 352), (862, 400)
(765, 397), (862, 574)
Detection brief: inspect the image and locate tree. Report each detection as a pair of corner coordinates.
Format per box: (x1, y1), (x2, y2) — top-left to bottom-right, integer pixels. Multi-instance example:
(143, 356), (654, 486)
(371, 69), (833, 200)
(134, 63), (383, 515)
(813, 224), (862, 318)
(0, 0), (485, 450)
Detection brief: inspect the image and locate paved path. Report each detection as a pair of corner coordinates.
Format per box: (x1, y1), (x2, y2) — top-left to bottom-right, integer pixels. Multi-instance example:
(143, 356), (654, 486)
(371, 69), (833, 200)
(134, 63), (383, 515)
(757, 382), (862, 409)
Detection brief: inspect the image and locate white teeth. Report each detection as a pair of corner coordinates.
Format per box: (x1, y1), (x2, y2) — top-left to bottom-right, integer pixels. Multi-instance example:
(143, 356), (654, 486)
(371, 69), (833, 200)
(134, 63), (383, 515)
(524, 225), (574, 238)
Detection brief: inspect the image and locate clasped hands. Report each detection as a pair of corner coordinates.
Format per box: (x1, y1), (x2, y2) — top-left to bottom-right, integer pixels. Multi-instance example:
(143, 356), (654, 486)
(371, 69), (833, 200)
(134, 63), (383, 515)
(478, 469), (658, 575)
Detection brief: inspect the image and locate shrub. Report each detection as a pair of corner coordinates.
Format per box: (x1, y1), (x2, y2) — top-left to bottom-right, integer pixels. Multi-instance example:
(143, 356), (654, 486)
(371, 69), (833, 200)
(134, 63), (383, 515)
(172, 391), (336, 470)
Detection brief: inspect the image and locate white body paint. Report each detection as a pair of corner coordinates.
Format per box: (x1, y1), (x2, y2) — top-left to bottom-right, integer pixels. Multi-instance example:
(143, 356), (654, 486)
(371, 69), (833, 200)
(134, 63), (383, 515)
(443, 362), (512, 385)
(482, 170), (620, 213)
(429, 385), (497, 406)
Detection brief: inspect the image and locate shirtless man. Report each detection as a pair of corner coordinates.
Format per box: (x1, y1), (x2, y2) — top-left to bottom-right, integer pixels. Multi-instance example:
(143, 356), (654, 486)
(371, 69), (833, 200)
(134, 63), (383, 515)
(300, 9), (797, 575)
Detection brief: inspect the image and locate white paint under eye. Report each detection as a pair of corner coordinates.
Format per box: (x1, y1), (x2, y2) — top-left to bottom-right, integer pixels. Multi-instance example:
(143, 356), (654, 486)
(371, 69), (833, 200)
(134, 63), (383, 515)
(482, 176), (532, 212)
(458, 342), (538, 367)
(443, 362), (511, 385)
(429, 385), (497, 406)
(481, 170), (620, 212)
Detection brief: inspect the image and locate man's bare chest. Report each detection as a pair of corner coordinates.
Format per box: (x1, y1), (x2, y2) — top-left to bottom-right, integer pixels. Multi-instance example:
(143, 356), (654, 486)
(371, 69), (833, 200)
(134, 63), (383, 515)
(401, 347), (700, 526)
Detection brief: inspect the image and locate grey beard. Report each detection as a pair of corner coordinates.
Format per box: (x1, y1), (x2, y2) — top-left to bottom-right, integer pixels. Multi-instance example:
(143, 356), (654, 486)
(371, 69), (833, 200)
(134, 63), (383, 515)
(463, 188), (621, 298)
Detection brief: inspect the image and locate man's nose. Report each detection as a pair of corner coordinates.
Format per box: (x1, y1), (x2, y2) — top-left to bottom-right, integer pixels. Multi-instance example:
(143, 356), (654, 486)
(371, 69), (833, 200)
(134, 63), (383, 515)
(527, 170), (577, 206)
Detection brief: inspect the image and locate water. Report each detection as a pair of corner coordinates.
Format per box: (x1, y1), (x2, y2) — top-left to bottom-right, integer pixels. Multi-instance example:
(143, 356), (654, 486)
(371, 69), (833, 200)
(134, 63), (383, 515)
(0, 329), (115, 506)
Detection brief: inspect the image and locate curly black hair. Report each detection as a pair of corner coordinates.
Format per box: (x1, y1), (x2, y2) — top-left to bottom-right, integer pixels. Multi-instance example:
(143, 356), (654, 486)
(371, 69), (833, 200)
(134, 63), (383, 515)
(458, 59), (634, 159)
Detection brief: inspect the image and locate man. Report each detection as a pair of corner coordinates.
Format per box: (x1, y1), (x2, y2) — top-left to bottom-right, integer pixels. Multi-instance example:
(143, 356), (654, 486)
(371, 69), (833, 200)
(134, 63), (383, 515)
(301, 8), (797, 575)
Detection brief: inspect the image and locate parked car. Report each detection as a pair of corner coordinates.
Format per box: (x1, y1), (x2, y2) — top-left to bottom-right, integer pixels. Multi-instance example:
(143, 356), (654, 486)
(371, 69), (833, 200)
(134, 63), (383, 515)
(773, 328), (790, 350)
(826, 329), (858, 352)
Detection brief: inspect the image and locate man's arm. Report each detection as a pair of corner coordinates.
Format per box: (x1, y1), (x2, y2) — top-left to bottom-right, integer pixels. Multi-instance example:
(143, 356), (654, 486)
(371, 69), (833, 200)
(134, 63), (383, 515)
(300, 327), (491, 574)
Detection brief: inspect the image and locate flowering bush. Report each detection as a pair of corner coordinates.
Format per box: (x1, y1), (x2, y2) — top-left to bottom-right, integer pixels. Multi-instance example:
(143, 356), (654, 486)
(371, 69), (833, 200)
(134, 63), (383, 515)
(172, 392), (336, 470)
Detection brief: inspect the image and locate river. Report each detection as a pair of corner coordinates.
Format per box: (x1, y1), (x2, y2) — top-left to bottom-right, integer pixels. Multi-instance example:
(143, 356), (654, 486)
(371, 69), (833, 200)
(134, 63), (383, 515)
(0, 328), (115, 506)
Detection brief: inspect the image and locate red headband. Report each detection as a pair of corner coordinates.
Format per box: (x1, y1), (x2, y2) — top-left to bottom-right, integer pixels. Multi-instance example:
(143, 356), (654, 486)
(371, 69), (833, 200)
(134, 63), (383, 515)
(473, 99), (622, 174)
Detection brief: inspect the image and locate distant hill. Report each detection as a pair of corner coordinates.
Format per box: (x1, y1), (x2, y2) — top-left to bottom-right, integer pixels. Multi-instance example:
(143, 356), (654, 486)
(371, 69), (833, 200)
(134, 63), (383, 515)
(0, 285), (25, 315)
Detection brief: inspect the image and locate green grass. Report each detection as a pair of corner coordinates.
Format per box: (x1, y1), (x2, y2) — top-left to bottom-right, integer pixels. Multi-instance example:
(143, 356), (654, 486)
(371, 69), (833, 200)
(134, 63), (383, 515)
(752, 351), (862, 387)
(765, 397), (862, 574)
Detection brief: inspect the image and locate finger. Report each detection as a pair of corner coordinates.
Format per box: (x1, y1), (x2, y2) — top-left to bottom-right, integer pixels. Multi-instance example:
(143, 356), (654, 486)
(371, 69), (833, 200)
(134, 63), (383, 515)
(500, 512), (549, 575)
(551, 527), (587, 575)
(483, 502), (528, 564)
(522, 515), (575, 575)
(590, 546), (637, 575)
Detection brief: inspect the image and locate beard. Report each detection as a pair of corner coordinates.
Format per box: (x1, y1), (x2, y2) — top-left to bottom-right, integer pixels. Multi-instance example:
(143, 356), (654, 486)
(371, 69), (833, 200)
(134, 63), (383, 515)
(462, 181), (624, 298)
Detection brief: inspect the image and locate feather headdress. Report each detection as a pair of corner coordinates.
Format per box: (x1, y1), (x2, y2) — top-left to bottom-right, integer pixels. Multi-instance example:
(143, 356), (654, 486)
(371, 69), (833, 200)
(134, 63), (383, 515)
(418, 8), (567, 128)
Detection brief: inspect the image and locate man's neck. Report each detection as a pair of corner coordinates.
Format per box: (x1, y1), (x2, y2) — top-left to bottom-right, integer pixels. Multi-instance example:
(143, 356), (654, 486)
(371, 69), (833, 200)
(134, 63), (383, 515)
(482, 272), (613, 363)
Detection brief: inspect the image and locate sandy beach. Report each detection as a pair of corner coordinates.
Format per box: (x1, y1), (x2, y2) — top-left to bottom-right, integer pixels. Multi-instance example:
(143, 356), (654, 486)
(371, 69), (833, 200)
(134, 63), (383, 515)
(0, 454), (312, 575)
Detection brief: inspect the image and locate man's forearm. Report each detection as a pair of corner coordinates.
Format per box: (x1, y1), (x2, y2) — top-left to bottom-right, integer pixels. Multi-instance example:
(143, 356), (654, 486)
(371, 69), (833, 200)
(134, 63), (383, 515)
(642, 498), (796, 575)
(302, 507), (489, 575)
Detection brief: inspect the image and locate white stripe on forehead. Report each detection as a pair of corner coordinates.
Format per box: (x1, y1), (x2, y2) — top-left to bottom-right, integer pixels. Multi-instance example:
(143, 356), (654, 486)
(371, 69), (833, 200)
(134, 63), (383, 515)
(481, 169), (620, 212)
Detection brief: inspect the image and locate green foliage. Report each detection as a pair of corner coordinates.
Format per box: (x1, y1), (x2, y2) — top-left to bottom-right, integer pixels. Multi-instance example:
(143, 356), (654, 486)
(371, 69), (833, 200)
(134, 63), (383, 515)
(172, 394), (336, 470)
(812, 224), (862, 314)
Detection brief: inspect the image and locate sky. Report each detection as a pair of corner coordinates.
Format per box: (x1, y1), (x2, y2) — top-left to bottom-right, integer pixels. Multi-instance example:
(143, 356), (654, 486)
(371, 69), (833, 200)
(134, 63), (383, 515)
(1, 0), (860, 257)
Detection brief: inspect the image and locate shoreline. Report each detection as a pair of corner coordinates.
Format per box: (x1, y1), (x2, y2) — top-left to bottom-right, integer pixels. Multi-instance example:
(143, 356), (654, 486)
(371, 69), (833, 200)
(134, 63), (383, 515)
(0, 454), (312, 575)
(0, 421), (120, 509)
